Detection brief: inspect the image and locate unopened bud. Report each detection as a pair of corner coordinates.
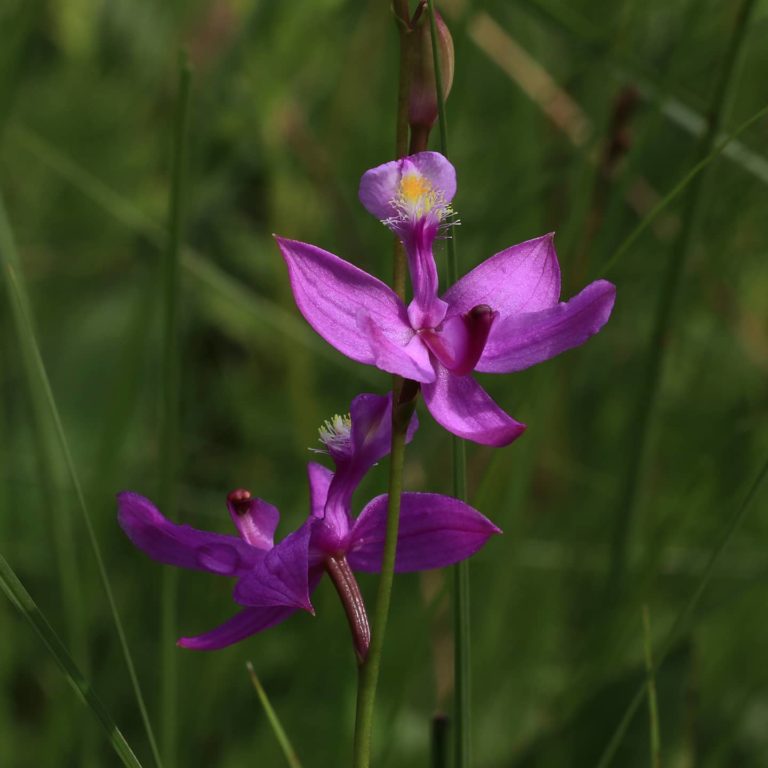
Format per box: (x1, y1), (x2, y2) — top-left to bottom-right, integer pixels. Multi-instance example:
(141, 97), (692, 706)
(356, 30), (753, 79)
(408, 3), (454, 133)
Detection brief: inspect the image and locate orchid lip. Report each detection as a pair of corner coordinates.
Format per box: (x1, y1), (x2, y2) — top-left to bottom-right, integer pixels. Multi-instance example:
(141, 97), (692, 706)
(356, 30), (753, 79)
(419, 304), (498, 376)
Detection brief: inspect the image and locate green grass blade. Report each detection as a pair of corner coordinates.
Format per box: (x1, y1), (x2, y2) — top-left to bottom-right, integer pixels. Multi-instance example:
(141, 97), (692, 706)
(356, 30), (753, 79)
(641, 605), (661, 768)
(246, 662), (303, 768)
(159, 54), (192, 768)
(0, 196), (163, 768)
(599, 101), (768, 278)
(595, 454), (768, 768)
(0, 554), (144, 768)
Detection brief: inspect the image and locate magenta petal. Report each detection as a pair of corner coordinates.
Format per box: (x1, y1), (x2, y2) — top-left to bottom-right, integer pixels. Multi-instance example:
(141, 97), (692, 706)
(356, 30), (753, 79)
(276, 236), (414, 369)
(308, 462), (333, 518)
(443, 234), (560, 316)
(421, 365), (526, 447)
(233, 520), (314, 611)
(177, 606), (297, 651)
(358, 152), (456, 222)
(477, 280), (616, 373)
(226, 494), (279, 550)
(360, 313), (435, 383)
(117, 492), (261, 577)
(348, 492), (501, 572)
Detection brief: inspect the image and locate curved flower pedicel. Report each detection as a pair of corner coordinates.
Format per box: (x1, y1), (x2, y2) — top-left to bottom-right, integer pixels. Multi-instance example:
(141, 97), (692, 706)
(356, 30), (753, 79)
(276, 152), (616, 447)
(117, 393), (499, 653)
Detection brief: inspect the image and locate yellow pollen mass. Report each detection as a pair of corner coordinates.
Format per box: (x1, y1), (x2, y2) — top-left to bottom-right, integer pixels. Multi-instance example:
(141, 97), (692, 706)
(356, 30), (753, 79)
(400, 173), (432, 205)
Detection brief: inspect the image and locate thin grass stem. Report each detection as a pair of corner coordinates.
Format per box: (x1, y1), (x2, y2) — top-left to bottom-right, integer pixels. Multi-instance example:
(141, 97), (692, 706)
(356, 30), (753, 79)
(641, 605), (661, 768)
(0, 201), (163, 767)
(0, 554), (145, 768)
(159, 53), (192, 768)
(246, 662), (303, 768)
(606, 0), (758, 591)
(427, 2), (472, 764)
(595, 454), (768, 768)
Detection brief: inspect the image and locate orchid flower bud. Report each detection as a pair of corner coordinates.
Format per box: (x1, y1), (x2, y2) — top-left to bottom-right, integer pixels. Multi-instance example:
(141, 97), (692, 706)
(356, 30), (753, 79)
(408, 3), (454, 134)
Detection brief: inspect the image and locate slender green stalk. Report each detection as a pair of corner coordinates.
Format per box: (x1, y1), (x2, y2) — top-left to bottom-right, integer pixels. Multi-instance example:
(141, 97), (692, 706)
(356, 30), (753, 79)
(0, 212), (162, 767)
(246, 662), (303, 768)
(352, 10), (415, 766)
(606, 0), (758, 591)
(427, 2), (472, 764)
(641, 606), (661, 768)
(595, 454), (768, 768)
(159, 54), (192, 768)
(0, 185), (87, 670)
(0, 554), (144, 768)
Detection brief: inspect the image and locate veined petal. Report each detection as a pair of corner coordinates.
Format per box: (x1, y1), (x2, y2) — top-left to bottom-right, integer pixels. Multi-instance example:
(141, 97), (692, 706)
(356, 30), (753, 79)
(358, 152), (456, 223)
(276, 237), (414, 369)
(421, 365), (526, 447)
(233, 520), (314, 611)
(226, 492), (279, 550)
(177, 606), (298, 651)
(442, 234), (560, 316)
(117, 492), (261, 577)
(348, 492), (501, 572)
(477, 280), (616, 373)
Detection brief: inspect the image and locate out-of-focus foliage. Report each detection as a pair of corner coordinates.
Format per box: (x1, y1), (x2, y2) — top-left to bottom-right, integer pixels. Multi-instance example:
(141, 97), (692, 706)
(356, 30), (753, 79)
(1, 0), (767, 766)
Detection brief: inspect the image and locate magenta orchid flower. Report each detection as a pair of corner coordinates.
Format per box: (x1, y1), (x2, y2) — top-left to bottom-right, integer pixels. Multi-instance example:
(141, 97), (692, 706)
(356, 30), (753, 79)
(117, 393), (499, 653)
(276, 151), (616, 447)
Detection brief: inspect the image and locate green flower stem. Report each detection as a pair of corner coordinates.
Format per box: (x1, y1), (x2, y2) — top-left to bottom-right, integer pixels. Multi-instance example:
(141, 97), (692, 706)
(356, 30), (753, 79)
(159, 54), (192, 768)
(607, 0), (758, 591)
(352, 4), (414, 766)
(428, 2), (472, 765)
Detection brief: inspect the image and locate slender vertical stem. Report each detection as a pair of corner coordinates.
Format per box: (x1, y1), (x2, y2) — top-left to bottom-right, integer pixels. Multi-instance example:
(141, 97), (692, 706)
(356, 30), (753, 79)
(427, 2), (471, 765)
(642, 606), (661, 768)
(351, 5), (413, 766)
(607, 0), (757, 591)
(159, 54), (192, 768)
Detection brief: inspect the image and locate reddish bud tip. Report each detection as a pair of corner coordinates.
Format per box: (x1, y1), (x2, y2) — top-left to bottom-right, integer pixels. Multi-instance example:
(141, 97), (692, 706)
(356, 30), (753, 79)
(227, 489), (253, 515)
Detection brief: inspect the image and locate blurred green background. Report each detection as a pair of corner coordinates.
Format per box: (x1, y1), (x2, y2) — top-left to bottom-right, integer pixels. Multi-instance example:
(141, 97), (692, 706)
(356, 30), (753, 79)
(2, 0), (768, 766)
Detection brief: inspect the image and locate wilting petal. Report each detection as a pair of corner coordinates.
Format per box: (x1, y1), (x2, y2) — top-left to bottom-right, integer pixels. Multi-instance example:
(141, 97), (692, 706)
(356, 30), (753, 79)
(358, 152), (456, 223)
(276, 237), (416, 369)
(234, 520), (314, 611)
(421, 364), (526, 447)
(442, 234), (560, 317)
(348, 492), (501, 572)
(361, 314), (435, 382)
(477, 280), (616, 373)
(226, 493), (279, 550)
(421, 306), (497, 376)
(117, 492), (261, 577)
(308, 462), (333, 518)
(177, 606), (298, 651)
